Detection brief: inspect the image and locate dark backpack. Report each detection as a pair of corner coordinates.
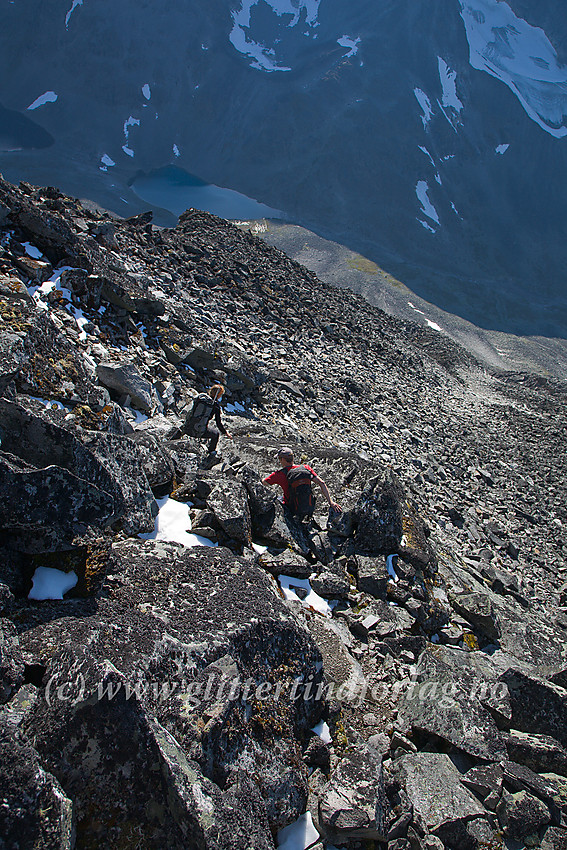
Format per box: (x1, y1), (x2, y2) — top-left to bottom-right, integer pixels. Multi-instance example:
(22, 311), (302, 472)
(285, 465), (316, 517)
(184, 393), (214, 437)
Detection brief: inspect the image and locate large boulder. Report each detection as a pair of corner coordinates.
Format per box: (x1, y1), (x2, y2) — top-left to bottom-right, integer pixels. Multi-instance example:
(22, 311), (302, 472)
(354, 554), (389, 599)
(496, 788), (551, 840)
(500, 670), (567, 749)
(96, 361), (154, 412)
(0, 717), (75, 849)
(354, 469), (404, 555)
(397, 645), (507, 760)
(318, 744), (387, 842)
(0, 398), (157, 547)
(506, 729), (567, 775)
(391, 752), (488, 847)
(17, 541), (324, 840)
(207, 479), (252, 544)
(0, 617), (24, 703)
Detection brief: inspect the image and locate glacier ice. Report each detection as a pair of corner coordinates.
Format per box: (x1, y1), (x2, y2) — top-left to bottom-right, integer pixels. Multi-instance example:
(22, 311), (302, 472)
(458, 0), (567, 137)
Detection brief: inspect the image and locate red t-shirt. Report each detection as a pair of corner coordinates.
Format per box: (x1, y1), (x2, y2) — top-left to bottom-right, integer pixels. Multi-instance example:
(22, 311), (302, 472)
(264, 464), (317, 506)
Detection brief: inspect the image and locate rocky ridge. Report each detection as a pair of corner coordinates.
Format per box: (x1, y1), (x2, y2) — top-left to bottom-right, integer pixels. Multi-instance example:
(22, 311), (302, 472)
(0, 174), (567, 849)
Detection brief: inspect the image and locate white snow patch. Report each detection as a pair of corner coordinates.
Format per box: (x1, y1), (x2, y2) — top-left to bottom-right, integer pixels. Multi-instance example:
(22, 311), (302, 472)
(416, 181), (440, 224)
(229, 0), (320, 72)
(278, 575), (331, 616)
(142, 84), (151, 100)
(23, 242), (43, 259)
(100, 154), (115, 167)
(65, 0), (83, 28)
(124, 116), (140, 137)
(27, 91), (58, 110)
(426, 319), (443, 332)
(277, 812), (319, 850)
(311, 720), (332, 743)
(458, 0), (567, 137)
(173, 144), (180, 157)
(418, 146), (442, 184)
(29, 396), (69, 411)
(386, 554), (399, 582)
(414, 88), (434, 127)
(495, 143), (510, 154)
(29, 567), (78, 600)
(128, 407), (148, 424)
(337, 35), (360, 58)
(122, 146), (135, 157)
(438, 57), (463, 111)
(252, 543), (268, 554)
(139, 496), (217, 548)
(408, 301), (441, 331)
(225, 402), (245, 413)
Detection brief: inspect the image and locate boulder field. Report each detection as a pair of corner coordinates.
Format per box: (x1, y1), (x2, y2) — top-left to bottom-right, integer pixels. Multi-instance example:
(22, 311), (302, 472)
(0, 175), (566, 849)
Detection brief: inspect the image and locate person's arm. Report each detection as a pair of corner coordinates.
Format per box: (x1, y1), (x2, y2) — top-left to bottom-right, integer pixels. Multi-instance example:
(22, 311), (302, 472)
(313, 475), (341, 512)
(214, 403), (231, 438)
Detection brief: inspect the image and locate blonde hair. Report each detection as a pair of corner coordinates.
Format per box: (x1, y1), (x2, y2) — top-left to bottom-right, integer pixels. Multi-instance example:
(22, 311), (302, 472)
(209, 384), (225, 400)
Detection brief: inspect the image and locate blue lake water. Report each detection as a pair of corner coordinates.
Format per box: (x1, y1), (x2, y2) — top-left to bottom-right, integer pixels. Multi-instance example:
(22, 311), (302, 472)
(130, 166), (285, 221)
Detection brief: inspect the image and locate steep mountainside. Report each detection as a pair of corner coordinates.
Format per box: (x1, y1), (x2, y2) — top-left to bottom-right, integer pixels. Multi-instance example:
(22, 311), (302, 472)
(1, 176), (567, 849)
(1, 0), (567, 336)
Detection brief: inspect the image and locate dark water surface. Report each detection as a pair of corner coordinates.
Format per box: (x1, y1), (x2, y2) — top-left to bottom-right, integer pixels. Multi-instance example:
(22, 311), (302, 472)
(130, 166), (285, 221)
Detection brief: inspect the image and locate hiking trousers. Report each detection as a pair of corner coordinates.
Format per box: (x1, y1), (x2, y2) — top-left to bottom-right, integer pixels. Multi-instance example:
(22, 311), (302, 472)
(206, 424), (220, 453)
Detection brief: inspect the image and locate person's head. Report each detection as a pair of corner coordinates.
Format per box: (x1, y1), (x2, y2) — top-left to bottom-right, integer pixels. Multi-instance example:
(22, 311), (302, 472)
(209, 384), (225, 402)
(277, 447), (294, 467)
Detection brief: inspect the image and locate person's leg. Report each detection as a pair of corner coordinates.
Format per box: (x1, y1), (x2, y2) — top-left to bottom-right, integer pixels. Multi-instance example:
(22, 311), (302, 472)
(206, 424), (219, 453)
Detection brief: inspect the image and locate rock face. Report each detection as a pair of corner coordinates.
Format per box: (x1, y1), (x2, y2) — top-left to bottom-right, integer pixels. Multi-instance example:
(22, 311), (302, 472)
(0, 175), (567, 848)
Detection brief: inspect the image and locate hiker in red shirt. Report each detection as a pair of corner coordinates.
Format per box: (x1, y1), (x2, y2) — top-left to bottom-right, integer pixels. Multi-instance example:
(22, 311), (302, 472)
(263, 447), (342, 518)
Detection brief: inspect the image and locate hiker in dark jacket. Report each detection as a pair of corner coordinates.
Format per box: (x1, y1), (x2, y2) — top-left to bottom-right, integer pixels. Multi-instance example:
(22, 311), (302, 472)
(184, 384), (231, 455)
(263, 447), (341, 517)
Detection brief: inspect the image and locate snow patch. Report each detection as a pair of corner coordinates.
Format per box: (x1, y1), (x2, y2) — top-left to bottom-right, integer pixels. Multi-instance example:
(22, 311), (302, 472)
(337, 35), (360, 58)
(418, 146), (442, 184)
(311, 720), (332, 743)
(495, 143), (510, 154)
(438, 57), (463, 111)
(408, 300), (443, 330)
(414, 88), (434, 127)
(139, 497), (217, 548)
(29, 567), (78, 600)
(277, 812), (319, 850)
(23, 242), (43, 259)
(386, 554), (399, 582)
(122, 146), (134, 157)
(278, 575), (331, 616)
(416, 181), (440, 224)
(27, 91), (58, 110)
(458, 0), (567, 137)
(142, 84), (151, 100)
(100, 154), (115, 168)
(426, 319), (443, 332)
(173, 144), (180, 157)
(65, 0), (83, 28)
(229, 0), (320, 72)
(29, 396), (70, 411)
